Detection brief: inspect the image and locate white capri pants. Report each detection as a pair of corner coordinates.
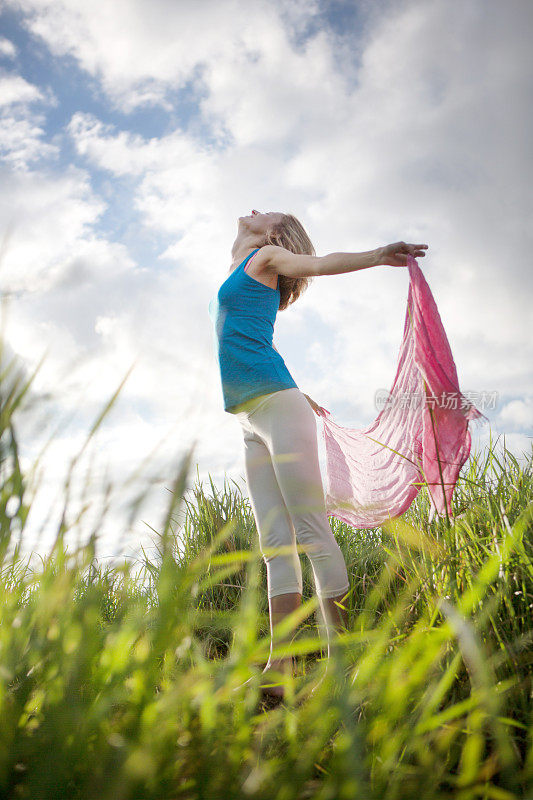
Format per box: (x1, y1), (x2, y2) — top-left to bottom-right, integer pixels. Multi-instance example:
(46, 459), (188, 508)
(233, 387), (350, 600)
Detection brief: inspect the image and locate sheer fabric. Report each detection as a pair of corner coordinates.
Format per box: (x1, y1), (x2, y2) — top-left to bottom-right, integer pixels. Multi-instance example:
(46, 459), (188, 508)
(315, 255), (487, 528)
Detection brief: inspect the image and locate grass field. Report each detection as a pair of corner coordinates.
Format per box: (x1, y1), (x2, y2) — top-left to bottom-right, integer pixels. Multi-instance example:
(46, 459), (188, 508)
(0, 339), (532, 799)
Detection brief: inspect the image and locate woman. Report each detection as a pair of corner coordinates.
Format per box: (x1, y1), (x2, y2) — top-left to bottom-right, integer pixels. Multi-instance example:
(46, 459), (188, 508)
(209, 209), (428, 700)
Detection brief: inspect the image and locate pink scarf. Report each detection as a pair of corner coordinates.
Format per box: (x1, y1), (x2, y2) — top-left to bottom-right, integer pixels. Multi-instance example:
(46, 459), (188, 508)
(315, 255), (487, 527)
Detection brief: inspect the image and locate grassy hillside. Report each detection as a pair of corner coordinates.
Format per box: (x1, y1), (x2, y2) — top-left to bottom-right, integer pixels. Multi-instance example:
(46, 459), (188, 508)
(0, 344), (531, 799)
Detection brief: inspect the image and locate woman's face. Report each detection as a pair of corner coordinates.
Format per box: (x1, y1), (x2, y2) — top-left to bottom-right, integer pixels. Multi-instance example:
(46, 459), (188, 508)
(239, 209), (283, 236)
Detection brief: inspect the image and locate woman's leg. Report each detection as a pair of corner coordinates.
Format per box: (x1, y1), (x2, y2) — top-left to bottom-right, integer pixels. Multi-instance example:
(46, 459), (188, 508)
(265, 591), (301, 696)
(241, 427), (302, 693)
(247, 389), (350, 638)
(242, 432), (303, 600)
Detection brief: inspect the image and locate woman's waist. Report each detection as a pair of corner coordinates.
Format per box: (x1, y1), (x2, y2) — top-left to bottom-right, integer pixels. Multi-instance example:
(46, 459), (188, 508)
(218, 341), (281, 362)
(217, 325), (274, 347)
(230, 392), (278, 415)
(230, 387), (300, 416)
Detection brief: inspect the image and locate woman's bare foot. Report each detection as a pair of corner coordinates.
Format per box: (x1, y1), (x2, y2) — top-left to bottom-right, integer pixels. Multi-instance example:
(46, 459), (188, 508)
(260, 656), (295, 698)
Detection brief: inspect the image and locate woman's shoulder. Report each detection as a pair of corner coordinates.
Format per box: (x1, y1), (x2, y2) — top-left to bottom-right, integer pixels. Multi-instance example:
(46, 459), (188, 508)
(246, 247), (280, 290)
(251, 245), (290, 272)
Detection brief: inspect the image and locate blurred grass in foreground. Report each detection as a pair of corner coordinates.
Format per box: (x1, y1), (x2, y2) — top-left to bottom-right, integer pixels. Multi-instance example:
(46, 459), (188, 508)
(0, 319), (532, 799)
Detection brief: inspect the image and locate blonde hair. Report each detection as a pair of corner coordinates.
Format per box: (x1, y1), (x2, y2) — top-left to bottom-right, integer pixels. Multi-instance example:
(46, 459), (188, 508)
(263, 213), (315, 311)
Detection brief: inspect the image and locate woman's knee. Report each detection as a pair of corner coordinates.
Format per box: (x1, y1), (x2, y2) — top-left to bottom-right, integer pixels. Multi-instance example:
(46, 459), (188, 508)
(264, 553), (302, 597)
(293, 516), (338, 554)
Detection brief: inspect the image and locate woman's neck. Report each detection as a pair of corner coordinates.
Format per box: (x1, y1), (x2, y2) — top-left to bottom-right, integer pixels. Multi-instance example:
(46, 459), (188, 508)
(230, 232), (264, 271)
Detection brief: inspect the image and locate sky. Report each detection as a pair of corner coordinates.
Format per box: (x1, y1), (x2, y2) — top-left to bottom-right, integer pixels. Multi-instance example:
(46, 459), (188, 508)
(0, 0), (531, 567)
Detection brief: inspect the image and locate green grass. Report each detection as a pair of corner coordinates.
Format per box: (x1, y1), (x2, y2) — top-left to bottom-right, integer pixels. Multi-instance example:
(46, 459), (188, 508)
(0, 327), (532, 799)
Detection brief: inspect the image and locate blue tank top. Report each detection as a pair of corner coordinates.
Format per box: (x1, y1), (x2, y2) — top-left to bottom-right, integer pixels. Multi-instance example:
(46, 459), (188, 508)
(208, 248), (298, 413)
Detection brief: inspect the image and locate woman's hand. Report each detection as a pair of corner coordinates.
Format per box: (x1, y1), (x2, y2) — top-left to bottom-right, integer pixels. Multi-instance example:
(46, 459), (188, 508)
(303, 393), (325, 416)
(378, 241), (428, 267)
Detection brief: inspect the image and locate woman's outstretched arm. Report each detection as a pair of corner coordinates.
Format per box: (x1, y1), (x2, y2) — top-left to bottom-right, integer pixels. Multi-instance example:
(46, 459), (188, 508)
(261, 241), (428, 279)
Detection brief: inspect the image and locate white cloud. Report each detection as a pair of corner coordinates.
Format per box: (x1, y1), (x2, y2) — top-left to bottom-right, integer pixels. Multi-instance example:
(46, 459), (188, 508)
(498, 398), (533, 431)
(0, 109), (57, 168)
(0, 38), (17, 58)
(10, 0), (269, 111)
(0, 166), (128, 292)
(0, 70), (57, 168)
(67, 111), (221, 246)
(0, 72), (43, 105)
